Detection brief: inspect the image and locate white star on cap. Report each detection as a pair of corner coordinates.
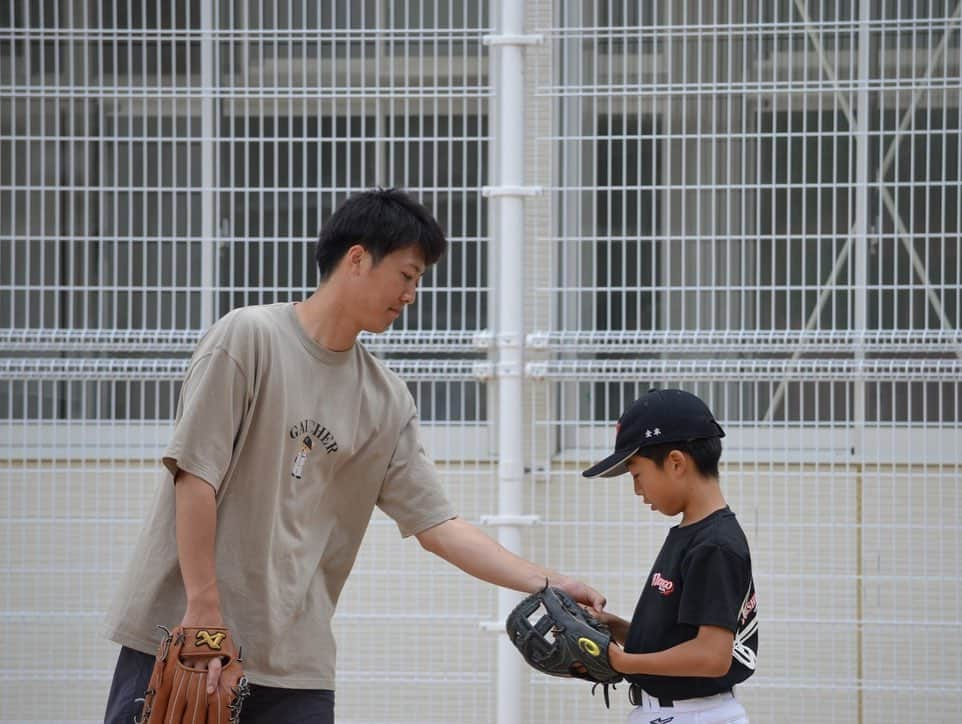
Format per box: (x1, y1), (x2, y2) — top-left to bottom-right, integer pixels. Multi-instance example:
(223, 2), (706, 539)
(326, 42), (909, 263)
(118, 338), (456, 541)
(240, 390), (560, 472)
(653, 428), (661, 436)
(645, 429), (652, 438)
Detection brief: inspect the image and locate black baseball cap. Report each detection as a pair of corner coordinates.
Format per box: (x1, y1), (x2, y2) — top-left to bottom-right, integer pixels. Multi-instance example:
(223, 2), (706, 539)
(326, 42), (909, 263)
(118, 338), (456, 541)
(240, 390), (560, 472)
(582, 388), (725, 478)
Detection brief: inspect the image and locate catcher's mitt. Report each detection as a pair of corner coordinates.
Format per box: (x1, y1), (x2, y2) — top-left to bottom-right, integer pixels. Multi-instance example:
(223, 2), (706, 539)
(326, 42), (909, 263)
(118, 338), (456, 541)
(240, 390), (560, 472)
(506, 585), (623, 706)
(135, 626), (250, 724)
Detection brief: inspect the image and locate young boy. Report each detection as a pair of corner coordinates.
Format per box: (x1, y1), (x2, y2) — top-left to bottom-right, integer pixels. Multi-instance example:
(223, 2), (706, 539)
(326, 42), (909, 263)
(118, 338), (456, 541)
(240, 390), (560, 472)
(582, 388), (758, 724)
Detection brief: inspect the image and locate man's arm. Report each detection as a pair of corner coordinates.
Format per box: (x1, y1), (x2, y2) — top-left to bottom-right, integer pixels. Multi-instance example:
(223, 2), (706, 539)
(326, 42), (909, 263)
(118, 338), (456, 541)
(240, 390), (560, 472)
(173, 469), (224, 692)
(608, 624), (734, 678)
(415, 516), (606, 611)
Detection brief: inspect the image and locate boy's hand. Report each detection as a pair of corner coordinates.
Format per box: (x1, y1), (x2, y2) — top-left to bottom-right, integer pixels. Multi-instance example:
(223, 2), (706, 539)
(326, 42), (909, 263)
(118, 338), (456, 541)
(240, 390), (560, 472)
(586, 608), (630, 644)
(607, 642), (626, 673)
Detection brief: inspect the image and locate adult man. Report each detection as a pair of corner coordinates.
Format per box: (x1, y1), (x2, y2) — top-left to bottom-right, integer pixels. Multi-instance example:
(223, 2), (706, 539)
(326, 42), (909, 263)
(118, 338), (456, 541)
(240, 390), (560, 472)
(103, 188), (604, 723)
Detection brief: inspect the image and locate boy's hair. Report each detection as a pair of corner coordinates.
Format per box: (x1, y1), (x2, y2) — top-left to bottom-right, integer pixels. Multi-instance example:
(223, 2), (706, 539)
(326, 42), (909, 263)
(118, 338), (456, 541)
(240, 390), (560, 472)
(315, 188), (447, 280)
(637, 436), (722, 479)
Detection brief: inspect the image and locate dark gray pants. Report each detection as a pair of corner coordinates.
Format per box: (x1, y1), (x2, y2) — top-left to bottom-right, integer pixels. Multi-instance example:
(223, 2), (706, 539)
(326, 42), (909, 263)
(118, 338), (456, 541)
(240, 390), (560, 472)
(104, 646), (335, 724)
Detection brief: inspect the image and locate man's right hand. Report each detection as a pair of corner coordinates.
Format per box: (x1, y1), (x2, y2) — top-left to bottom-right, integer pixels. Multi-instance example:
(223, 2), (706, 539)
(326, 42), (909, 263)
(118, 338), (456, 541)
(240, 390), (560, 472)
(180, 606), (226, 694)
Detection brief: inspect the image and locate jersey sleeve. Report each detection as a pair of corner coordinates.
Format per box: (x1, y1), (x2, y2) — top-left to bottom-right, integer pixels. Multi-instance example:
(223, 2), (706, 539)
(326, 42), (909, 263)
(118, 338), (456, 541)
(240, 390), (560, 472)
(377, 411), (456, 538)
(162, 318), (252, 492)
(677, 543), (752, 632)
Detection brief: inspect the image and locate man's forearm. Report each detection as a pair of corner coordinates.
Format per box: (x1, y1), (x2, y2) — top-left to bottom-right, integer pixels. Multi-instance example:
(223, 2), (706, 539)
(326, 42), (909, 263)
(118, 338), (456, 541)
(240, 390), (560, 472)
(174, 470), (223, 622)
(416, 517), (606, 609)
(416, 517), (557, 589)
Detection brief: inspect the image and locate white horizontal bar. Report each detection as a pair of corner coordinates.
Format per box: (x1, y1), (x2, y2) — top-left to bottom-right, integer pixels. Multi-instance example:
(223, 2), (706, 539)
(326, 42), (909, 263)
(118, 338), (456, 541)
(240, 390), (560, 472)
(560, 425), (961, 466)
(526, 329), (962, 354)
(0, 422), (493, 462)
(0, 328), (489, 353)
(481, 185), (544, 197)
(479, 514), (541, 526)
(482, 33), (544, 46)
(526, 359), (962, 382)
(0, 358), (490, 381)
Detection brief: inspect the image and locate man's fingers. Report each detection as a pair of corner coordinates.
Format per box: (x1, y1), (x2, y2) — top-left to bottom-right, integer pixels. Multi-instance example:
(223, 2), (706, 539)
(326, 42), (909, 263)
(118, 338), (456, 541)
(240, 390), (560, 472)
(571, 582), (606, 612)
(206, 656), (223, 694)
(585, 586), (606, 612)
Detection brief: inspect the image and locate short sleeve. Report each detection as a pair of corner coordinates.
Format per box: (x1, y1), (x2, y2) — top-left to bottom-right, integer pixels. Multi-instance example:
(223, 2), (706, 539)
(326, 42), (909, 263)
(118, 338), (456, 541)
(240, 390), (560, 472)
(162, 347), (250, 491)
(377, 413), (456, 538)
(677, 544), (752, 632)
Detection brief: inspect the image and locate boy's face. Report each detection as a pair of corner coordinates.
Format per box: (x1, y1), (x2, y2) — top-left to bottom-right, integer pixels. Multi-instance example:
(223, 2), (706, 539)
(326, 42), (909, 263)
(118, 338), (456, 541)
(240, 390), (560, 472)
(347, 244), (425, 332)
(626, 452), (687, 516)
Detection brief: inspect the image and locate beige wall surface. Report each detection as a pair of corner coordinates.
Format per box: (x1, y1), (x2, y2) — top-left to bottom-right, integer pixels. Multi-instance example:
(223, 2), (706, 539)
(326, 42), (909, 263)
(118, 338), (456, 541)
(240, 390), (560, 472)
(2, 457), (960, 722)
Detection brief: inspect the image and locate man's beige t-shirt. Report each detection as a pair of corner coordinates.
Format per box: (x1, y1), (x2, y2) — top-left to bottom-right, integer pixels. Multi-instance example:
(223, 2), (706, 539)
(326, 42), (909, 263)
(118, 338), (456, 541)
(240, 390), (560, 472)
(104, 303), (456, 689)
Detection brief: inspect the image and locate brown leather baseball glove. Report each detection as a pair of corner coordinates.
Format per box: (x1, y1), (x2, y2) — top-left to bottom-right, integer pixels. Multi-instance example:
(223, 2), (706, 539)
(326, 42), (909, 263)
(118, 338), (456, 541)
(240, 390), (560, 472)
(136, 626), (250, 724)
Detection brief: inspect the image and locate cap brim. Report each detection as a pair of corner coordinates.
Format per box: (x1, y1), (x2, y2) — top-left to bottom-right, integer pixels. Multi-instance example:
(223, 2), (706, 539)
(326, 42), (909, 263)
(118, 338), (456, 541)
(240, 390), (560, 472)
(582, 447), (639, 479)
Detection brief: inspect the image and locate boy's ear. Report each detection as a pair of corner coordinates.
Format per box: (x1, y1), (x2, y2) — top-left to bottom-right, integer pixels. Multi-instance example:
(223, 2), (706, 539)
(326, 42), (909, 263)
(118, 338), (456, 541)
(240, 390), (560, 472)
(666, 448), (688, 474)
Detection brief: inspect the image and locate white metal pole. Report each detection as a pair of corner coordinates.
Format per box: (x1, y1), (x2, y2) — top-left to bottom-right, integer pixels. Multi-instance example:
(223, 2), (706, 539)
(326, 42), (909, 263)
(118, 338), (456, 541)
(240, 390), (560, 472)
(495, 2), (526, 723)
(200, 0), (216, 328)
(854, 0), (871, 439)
(853, 8), (872, 718)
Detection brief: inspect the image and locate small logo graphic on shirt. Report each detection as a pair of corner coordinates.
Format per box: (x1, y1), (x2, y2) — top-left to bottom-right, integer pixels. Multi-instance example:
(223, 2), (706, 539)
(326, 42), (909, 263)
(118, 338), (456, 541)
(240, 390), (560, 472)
(577, 637), (601, 657)
(194, 630), (226, 650)
(291, 436), (313, 479)
(289, 419), (340, 478)
(651, 572), (675, 596)
(649, 717), (674, 724)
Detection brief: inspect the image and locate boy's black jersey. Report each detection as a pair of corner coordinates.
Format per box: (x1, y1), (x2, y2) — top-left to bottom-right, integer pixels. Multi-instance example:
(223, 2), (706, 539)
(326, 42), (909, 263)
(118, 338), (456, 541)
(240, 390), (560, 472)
(624, 507), (758, 701)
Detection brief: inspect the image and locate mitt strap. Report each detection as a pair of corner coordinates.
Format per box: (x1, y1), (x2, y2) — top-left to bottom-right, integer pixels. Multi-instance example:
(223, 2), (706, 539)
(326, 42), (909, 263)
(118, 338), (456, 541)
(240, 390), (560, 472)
(178, 626), (238, 661)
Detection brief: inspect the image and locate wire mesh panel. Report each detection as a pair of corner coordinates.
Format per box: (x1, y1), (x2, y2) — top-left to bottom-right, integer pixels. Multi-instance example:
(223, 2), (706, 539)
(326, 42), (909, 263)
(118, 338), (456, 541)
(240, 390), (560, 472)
(1, 1), (492, 721)
(525, 1), (961, 723)
(3, 2), (961, 723)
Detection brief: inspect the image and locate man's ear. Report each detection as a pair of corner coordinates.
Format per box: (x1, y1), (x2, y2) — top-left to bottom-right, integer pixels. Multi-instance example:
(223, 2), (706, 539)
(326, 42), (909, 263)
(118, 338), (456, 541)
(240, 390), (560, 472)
(345, 244), (367, 273)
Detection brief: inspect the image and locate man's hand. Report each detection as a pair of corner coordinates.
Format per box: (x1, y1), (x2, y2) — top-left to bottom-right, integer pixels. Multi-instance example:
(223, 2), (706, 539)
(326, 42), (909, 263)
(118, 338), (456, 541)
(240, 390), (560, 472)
(551, 576), (606, 613)
(180, 604), (225, 694)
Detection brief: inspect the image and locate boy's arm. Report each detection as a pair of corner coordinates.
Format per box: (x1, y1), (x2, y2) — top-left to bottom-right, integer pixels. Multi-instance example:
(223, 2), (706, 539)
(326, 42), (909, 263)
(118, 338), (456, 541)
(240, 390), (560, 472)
(608, 624), (734, 678)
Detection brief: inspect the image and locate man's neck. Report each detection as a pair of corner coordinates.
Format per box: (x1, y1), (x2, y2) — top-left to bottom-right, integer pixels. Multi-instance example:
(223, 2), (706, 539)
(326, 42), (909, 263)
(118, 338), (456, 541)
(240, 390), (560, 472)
(294, 286), (360, 352)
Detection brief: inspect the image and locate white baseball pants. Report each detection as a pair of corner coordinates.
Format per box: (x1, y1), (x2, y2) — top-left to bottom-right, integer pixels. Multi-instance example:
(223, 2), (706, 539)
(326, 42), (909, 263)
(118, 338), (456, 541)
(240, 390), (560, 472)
(627, 690), (749, 724)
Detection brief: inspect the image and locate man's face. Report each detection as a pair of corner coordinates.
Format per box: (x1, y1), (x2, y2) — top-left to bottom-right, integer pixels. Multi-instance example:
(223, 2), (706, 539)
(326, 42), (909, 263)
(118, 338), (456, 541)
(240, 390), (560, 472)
(350, 245), (426, 332)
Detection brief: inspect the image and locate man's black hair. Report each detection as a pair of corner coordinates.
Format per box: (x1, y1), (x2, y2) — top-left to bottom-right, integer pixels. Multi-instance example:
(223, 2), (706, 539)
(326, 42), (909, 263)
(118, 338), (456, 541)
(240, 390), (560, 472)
(637, 436), (722, 479)
(315, 188), (447, 280)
